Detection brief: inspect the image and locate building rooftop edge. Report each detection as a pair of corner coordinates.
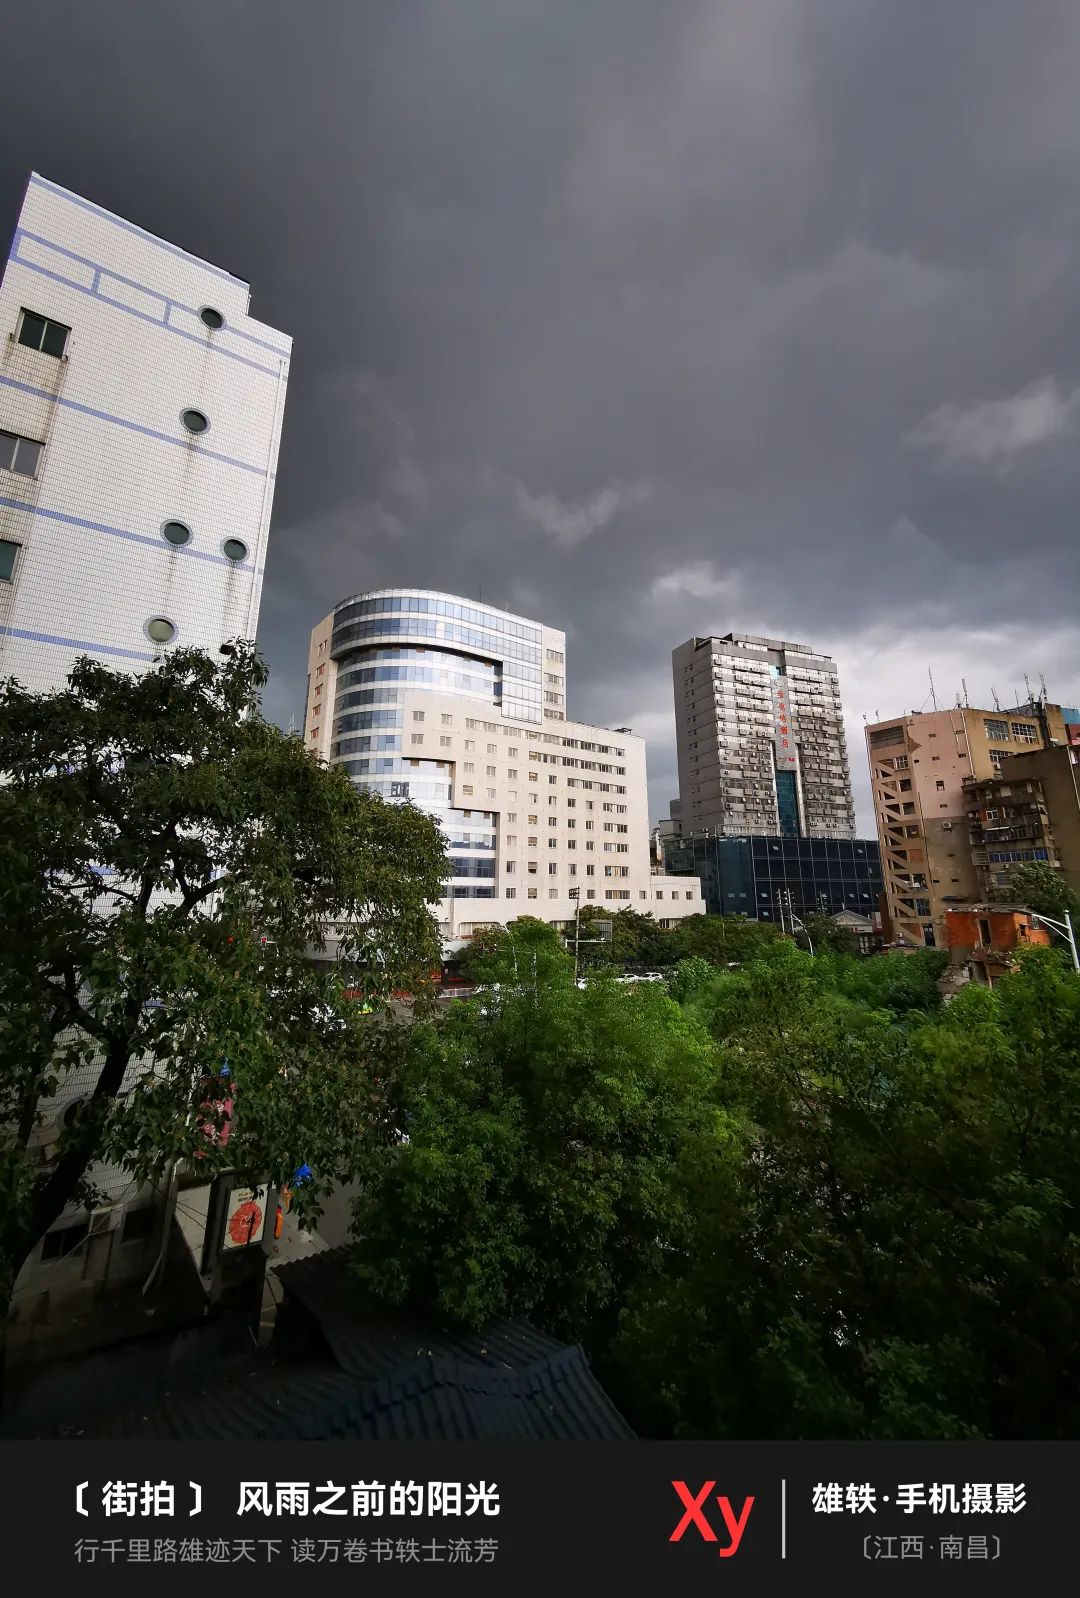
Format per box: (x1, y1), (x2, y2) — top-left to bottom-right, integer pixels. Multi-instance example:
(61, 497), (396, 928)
(29, 170), (252, 290)
(328, 587), (562, 633)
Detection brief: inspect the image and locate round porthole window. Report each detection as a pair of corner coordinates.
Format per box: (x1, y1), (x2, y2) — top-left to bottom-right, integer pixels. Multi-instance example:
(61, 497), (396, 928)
(199, 307), (224, 331)
(161, 520), (192, 547)
(222, 538), (248, 562)
(146, 617), (176, 644)
(181, 408), (209, 434)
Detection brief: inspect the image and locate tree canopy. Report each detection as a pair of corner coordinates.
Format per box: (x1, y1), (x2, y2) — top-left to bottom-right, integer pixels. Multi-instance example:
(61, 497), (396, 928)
(349, 930), (1080, 1440)
(0, 644), (448, 1306)
(1006, 860), (1080, 923)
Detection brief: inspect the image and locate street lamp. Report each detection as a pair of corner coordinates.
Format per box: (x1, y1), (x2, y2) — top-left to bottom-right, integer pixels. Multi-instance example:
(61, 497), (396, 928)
(1029, 910), (1080, 972)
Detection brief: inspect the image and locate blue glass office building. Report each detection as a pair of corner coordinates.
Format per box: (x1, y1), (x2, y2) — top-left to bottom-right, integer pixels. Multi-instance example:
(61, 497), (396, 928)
(661, 832), (883, 921)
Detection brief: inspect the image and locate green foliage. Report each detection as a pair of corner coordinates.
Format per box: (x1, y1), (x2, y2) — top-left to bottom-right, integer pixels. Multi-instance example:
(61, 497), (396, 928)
(1006, 860), (1080, 922)
(610, 946), (1080, 1439)
(353, 919), (1080, 1440)
(458, 917), (573, 989)
(574, 906), (668, 971)
(666, 913), (781, 967)
(349, 978), (729, 1338)
(797, 911), (861, 957)
(0, 644), (448, 1299)
(666, 957), (713, 1005)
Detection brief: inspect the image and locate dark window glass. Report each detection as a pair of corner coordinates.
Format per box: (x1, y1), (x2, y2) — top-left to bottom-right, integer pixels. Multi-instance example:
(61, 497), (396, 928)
(40, 319), (69, 357)
(0, 539), (18, 580)
(0, 431), (42, 477)
(181, 409), (209, 434)
(41, 1222), (89, 1261)
(222, 538), (247, 561)
(199, 307), (224, 330)
(17, 310), (46, 350)
(162, 521), (191, 547)
(18, 309), (70, 357)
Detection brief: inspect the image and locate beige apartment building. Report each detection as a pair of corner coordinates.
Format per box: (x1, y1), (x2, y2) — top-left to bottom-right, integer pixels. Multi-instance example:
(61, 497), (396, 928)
(866, 701), (1070, 947)
(306, 590), (704, 948)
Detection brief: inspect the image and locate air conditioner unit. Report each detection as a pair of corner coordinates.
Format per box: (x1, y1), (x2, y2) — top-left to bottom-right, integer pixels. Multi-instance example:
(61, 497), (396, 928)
(942, 822), (953, 831)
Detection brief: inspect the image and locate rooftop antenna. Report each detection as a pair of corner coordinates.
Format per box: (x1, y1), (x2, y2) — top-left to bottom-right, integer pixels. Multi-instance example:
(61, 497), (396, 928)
(1024, 672), (1033, 704)
(1040, 673), (1048, 703)
(961, 676), (969, 708)
(928, 667), (938, 711)
(991, 685), (1001, 711)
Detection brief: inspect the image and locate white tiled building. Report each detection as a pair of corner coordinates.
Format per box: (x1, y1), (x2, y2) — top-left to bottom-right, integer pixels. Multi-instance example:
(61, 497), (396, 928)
(0, 173), (290, 689)
(306, 590), (704, 947)
(0, 176), (290, 1322)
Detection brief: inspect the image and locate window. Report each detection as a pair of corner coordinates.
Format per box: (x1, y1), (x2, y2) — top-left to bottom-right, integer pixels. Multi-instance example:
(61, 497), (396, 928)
(413, 711), (425, 723)
(935, 780), (945, 790)
(411, 733), (424, 745)
(180, 408), (209, 434)
(18, 308), (70, 357)
(527, 861), (538, 874)
(199, 306), (225, 330)
(464, 762), (474, 773)
(508, 769), (518, 780)
(462, 784), (473, 796)
(0, 539), (19, 581)
(978, 918), (992, 946)
(146, 618), (176, 644)
(548, 816), (557, 826)
(465, 739), (475, 750)
(0, 429), (43, 477)
(442, 713), (453, 725)
(508, 746), (518, 757)
(549, 862), (558, 875)
(549, 888), (559, 899)
(586, 865), (595, 876)
(122, 1206), (157, 1244)
(985, 808), (999, 820)
(984, 718), (1009, 741)
(587, 889), (596, 900)
(549, 838), (557, 848)
(40, 1221), (89, 1261)
(505, 860), (516, 874)
(222, 538), (248, 562)
(549, 774), (557, 785)
(528, 887), (538, 899)
(655, 891), (664, 900)
(529, 772), (538, 782)
(487, 743), (497, 754)
(505, 887), (516, 899)
(1012, 722), (1038, 744)
(507, 813), (517, 824)
(440, 735), (451, 748)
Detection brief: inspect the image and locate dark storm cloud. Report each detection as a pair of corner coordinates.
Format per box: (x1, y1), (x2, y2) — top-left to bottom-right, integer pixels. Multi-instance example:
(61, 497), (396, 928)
(4, 0), (1080, 827)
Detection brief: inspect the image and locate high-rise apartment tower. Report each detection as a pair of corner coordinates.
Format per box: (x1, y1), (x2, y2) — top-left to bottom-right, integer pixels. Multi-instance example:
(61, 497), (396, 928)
(671, 632), (856, 839)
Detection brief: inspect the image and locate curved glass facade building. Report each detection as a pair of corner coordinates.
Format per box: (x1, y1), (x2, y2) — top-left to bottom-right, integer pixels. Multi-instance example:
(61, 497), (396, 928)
(305, 589), (704, 942)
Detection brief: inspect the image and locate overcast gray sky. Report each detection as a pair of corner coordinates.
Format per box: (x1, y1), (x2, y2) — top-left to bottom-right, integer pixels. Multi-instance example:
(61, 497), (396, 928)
(5, 0), (1080, 829)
